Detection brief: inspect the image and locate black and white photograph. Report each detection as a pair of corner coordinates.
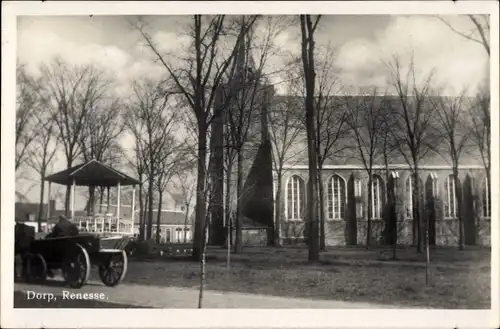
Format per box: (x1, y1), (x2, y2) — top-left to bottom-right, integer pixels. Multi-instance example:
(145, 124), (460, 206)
(1, 1), (498, 328)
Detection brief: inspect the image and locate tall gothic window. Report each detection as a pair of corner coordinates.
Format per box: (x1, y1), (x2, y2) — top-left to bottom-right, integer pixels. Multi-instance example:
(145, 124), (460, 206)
(327, 175), (346, 219)
(405, 175), (424, 218)
(369, 175), (384, 219)
(444, 175), (459, 218)
(286, 175), (305, 220)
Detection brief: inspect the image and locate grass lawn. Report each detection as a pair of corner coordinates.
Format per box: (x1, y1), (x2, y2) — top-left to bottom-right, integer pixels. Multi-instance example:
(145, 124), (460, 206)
(125, 245), (490, 309)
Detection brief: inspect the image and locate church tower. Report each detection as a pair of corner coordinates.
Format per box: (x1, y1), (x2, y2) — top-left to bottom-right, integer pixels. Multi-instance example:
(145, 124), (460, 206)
(208, 16), (275, 246)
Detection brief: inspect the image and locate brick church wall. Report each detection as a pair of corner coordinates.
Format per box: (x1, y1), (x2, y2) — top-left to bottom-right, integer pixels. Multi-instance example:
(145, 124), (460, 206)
(276, 166), (491, 247)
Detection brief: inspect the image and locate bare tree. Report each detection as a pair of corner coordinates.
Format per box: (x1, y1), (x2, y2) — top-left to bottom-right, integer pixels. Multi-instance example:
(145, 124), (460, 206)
(125, 78), (178, 240)
(219, 17), (291, 249)
(436, 13), (490, 250)
(380, 111), (399, 260)
(433, 90), (471, 250)
(135, 15), (258, 260)
(172, 170), (196, 242)
(40, 57), (111, 215)
(268, 93), (306, 246)
(27, 112), (58, 232)
(300, 14), (321, 262)
(225, 16), (285, 252)
(469, 85), (490, 190)
(436, 15), (490, 56)
(384, 54), (440, 260)
(79, 98), (125, 215)
(222, 112), (238, 247)
(345, 90), (389, 248)
(127, 137), (148, 240)
(155, 141), (190, 244)
(313, 47), (349, 251)
(198, 172), (213, 308)
(16, 65), (39, 172)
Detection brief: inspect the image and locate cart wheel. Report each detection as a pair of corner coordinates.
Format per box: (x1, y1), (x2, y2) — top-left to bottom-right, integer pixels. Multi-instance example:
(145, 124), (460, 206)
(62, 243), (91, 289)
(26, 253), (47, 284)
(98, 250), (127, 287)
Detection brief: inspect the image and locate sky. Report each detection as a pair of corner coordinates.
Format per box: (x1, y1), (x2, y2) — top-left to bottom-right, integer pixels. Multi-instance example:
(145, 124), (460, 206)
(17, 14), (489, 94)
(16, 14), (490, 208)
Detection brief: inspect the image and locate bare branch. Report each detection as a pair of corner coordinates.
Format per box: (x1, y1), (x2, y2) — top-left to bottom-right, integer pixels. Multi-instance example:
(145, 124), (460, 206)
(435, 15), (490, 56)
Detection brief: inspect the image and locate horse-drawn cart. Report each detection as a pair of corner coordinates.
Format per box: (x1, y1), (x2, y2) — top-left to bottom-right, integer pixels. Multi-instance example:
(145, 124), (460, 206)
(18, 159), (141, 289)
(25, 234), (129, 288)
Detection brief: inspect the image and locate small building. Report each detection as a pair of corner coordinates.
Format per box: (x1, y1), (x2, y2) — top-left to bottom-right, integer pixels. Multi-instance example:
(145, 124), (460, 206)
(14, 200), (89, 233)
(135, 209), (192, 243)
(101, 199), (193, 243)
(15, 200), (57, 232)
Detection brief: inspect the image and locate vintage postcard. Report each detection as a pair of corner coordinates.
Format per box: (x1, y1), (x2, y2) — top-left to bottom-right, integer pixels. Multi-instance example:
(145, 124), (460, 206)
(1, 0), (498, 328)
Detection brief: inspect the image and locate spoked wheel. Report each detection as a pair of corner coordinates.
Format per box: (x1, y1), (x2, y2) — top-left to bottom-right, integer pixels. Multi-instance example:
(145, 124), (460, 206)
(61, 243), (91, 289)
(26, 253), (47, 284)
(98, 250), (128, 287)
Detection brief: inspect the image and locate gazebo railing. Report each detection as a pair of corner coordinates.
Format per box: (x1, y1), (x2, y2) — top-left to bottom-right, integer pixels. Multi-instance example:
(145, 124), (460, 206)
(70, 216), (134, 235)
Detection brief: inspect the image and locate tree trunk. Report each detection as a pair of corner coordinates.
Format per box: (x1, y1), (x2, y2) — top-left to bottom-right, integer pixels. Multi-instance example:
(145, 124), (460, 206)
(37, 177), (45, 232)
(99, 187), (104, 213)
(143, 193), (149, 239)
(274, 173), (283, 246)
(88, 186), (96, 216)
(147, 176), (154, 240)
(198, 199), (210, 308)
(156, 190), (163, 244)
(453, 166), (465, 250)
(209, 112), (225, 247)
(301, 15), (320, 262)
(64, 159), (73, 216)
(383, 168), (391, 245)
(414, 168), (424, 254)
(366, 173), (373, 248)
(391, 177), (398, 260)
(425, 195), (430, 285)
(138, 181), (145, 241)
(184, 207), (189, 243)
(392, 196), (398, 261)
(192, 127), (208, 261)
(225, 162), (233, 246)
(306, 144), (319, 261)
(65, 184), (71, 216)
(235, 149), (243, 253)
(318, 168), (326, 251)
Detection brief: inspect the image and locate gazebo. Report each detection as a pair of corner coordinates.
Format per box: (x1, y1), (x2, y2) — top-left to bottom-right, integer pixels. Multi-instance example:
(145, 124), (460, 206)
(44, 159), (141, 235)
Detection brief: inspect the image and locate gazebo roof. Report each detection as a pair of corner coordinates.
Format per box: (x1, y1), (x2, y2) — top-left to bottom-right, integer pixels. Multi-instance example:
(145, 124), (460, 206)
(45, 159), (141, 187)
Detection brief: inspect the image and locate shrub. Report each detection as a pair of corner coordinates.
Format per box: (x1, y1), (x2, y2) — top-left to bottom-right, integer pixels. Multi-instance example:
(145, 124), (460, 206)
(134, 239), (156, 256)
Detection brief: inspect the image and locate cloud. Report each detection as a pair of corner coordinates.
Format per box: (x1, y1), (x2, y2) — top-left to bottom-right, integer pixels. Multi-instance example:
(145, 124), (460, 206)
(18, 29), (131, 76)
(335, 15), (489, 95)
(151, 30), (191, 55)
(17, 24), (178, 102)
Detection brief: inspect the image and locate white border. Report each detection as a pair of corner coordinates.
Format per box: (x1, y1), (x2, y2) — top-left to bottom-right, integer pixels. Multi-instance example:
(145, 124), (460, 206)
(2, 1), (499, 328)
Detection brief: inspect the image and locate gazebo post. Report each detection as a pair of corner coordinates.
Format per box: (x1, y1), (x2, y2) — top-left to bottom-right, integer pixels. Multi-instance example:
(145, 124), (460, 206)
(91, 185), (96, 232)
(46, 181), (52, 233)
(107, 187), (111, 213)
(131, 184), (136, 235)
(47, 181), (52, 219)
(71, 178), (76, 222)
(117, 181), (121, 232)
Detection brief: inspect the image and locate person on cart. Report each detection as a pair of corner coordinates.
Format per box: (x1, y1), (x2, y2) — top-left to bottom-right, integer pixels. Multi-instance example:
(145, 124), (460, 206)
(45, 215), (80, 239)
(45, 215), (80, 278)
